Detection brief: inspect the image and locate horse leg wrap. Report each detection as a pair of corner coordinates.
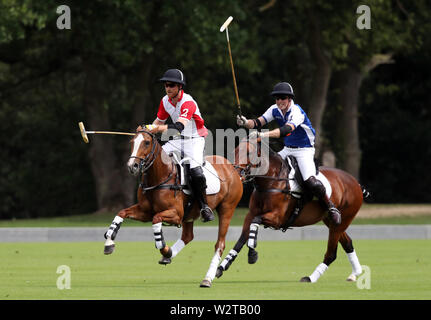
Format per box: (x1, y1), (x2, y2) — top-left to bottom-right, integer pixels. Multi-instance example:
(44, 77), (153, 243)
(204, 249), (222, 281)
(105, 216), (123, 240)
(171, 239), (185, 258)
(309, 263), (328, 283)
(247, 223), (259, 249)
(251, 215), (263, 224)
(347, 250), (362, 276)
(219, 249), (238, 271)
(152, 222), (166, 249)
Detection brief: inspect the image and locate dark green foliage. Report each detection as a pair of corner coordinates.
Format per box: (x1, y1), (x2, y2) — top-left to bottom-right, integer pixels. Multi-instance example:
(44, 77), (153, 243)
(0, 1), (430, 218)
(360, 53), (431, 202)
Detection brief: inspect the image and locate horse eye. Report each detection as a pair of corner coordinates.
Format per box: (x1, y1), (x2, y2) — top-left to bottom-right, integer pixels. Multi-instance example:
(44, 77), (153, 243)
(144, 141), (150, 146)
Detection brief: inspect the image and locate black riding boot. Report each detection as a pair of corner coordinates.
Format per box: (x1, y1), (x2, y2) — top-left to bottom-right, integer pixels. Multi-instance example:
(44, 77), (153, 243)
(321, 195), (342, 225)
(190, 167), (215, 222)
(304, 176), (341, 225)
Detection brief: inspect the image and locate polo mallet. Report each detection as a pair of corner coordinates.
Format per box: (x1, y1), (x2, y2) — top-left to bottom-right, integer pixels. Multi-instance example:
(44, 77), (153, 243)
(78, 121), (135, 143)
(220, 16), (242, 117)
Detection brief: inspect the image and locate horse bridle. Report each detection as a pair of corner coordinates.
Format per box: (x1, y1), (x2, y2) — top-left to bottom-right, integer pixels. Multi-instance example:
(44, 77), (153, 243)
(233, 163), (254, 183)
(235, 139), (291, 194)
(129, 130), (183, 194)
(234, 139), (262, 183)
(129, 130), (160, 174)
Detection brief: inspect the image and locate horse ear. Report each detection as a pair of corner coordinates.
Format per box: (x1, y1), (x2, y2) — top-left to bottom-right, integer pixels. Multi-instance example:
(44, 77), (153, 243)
(136, 125), (143, 132)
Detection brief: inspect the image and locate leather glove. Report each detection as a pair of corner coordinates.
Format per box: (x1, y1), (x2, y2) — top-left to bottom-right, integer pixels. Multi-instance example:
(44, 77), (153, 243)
(145, 124), (159, 134)
(236, 115), (248, 127)
(248, 131), (261, 140)
(137, 124), (158, 134)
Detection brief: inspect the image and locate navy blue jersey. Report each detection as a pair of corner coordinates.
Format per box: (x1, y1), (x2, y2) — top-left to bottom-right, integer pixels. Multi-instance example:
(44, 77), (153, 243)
(261, 102), (316, 147)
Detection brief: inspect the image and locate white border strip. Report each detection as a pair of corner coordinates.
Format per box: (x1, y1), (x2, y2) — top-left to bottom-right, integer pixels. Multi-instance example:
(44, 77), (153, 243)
(0, 225), (430, 242)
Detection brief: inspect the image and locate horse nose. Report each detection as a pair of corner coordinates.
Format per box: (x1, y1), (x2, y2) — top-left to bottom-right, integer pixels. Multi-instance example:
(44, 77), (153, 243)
(128, 162), (140, 175)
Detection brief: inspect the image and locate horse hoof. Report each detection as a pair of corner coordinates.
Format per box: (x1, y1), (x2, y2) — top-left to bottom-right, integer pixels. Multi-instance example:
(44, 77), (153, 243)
(158, 257), (172, 265)
(248, 250), (258, 264)
(104, 244), (115, 255)
(215, 267), (223, 278)
(300, 276), (311, 283)
(346, 274), (357, 282)
(200, 278), (212, 288)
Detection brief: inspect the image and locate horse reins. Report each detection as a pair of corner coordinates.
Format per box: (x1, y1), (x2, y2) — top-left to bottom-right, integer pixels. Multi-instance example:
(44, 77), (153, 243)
(253, 161), (291, 195)
(236, 139), (291, 195)
(129, 130), (159, 174)
(131, 130), (183, 195)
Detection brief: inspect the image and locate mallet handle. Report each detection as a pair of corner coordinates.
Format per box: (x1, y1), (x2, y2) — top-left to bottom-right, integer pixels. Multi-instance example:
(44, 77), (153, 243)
(227, 36), (242, 117)
(86, 131), (135, 136)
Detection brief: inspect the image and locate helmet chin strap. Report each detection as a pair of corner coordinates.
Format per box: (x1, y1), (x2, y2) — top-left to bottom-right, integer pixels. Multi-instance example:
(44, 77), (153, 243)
(172, 86), (183, 100)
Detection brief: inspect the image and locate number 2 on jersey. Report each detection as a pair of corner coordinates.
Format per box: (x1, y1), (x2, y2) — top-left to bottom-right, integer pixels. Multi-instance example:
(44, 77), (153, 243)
(181, 108), (189, 118)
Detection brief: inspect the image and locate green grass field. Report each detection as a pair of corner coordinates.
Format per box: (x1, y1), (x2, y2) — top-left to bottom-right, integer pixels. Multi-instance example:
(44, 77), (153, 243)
(1, 240), (430, 300)
(1, 204), (431, 227)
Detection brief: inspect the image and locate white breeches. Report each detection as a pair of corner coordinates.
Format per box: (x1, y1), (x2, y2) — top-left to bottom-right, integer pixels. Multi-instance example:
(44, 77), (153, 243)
(161, 137), (205, 169)
(278, 146), (317, 194)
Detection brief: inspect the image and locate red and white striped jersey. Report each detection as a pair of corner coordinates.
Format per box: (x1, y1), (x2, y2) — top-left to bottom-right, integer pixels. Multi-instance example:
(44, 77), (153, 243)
(156, 90), (208, 137)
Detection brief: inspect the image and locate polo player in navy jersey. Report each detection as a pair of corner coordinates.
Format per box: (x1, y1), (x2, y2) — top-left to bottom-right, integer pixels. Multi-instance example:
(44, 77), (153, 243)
(237, 82), (341, 225)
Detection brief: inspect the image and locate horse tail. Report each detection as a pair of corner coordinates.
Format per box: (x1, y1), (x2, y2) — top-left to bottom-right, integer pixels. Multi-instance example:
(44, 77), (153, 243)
(361, 185), (370, 200)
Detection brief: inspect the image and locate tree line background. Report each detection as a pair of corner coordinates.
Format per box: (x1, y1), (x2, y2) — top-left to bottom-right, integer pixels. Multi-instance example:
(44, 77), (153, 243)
(1, 0), (430, 219)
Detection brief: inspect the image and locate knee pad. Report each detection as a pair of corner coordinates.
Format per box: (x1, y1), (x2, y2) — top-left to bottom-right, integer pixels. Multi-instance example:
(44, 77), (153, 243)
(304, 176), (326, 198)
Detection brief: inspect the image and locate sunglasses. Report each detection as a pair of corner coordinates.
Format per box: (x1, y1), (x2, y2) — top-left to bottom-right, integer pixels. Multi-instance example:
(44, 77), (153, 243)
(275, 95), (289, 100)
(164, 82), (177, 88)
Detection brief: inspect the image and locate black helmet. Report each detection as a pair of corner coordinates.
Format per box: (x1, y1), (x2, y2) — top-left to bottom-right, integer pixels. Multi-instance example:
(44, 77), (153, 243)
(270, 82), (295, 98)
(159, 69), (186, 86)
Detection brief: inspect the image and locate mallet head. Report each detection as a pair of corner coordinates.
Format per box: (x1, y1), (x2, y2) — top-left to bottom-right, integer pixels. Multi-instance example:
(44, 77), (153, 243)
(220, 16), (233, 32)
(79, 122), (89, 143)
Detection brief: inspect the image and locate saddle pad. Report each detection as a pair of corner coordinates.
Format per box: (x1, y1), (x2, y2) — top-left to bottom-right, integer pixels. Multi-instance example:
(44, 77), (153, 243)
(316, 172), (332, 198)
(180, 161), (221, 195)
(286, 156), (331, 198)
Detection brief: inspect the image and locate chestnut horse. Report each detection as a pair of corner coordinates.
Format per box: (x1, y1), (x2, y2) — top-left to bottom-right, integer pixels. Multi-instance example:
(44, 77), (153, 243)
(216, 138), (366, 283)
(103, 128), (243, 287)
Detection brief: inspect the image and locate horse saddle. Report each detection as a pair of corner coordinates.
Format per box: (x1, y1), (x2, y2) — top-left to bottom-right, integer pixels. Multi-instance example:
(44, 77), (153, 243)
(169, 153), (220, 195)
(280, 156), (332, 231)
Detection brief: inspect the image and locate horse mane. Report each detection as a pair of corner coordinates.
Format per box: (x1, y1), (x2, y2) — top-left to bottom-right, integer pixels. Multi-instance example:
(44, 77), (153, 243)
(268, 145), (289, 176)
(253, 139), (289, 177)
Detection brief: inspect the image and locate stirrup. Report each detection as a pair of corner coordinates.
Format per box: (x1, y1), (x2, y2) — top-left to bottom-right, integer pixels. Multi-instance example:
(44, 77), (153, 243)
(200, 206), (214, 222)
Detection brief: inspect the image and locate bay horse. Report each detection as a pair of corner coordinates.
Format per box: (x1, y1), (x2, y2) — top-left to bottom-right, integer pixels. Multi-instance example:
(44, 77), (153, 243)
(103, 127), (243, 288)
(216, 138), (366, 283)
